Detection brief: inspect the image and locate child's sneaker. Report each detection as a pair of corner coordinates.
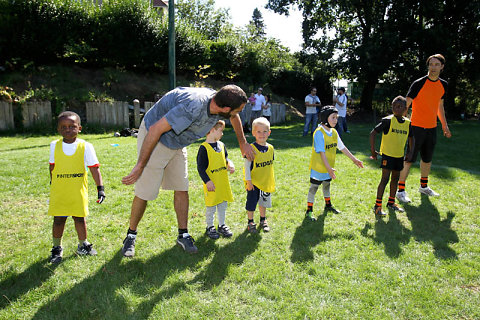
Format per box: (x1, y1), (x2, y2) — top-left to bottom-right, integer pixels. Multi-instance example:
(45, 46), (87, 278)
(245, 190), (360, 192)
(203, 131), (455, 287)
(396, 190), (411, 203)
(176, 233), (198, 254)
(386, 203), (405, 212)
(77, 243), (97, 256)
(49, 246), (63, 264)
(122, 234), (136, 257)
(218, 225), (233, 238)
(247, 222), (257, 233)
(305, 210), (316, 221)
(419, 186), (439, 197)
(374, 206), (387, 217)
(325, 206), (341, 214)
(205, 226), (220, 239)
(259, 220), (270, 232)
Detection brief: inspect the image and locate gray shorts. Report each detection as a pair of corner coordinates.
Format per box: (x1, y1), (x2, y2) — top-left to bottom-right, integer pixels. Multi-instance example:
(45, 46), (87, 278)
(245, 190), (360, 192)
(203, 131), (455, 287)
(134, 121), (188, 201)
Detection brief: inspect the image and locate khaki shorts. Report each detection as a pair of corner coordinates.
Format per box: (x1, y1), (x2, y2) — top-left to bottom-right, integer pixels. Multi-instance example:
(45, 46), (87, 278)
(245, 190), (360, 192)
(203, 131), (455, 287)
(134, 121), (188, 201)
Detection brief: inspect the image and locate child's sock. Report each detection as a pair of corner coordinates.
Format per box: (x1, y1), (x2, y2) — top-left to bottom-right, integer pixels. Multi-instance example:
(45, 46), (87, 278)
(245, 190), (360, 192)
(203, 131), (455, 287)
(398, 181), (406, 192)
(248, 219), (254, 224)
(53, 237), (62, 247)
(260, 216), (266, 222)
(387, 197), (395, 206)
(324, 197), (332, 207)
(78, 239), (90, 247)
(375, 198), (382, 208)
(420, 177), (428, 188)
(127, 228), (137, 236)
(307, 202), (313, 212)
(178, 228), (188, 238)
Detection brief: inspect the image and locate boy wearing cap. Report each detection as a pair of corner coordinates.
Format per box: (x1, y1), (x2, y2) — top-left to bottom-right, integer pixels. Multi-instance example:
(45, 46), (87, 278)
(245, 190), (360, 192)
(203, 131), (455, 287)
(305, 106), (363, 220)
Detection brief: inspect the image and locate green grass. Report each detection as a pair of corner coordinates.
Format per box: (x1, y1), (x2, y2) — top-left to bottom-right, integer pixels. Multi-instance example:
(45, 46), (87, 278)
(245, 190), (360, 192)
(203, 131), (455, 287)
(1, 121), (479, 319)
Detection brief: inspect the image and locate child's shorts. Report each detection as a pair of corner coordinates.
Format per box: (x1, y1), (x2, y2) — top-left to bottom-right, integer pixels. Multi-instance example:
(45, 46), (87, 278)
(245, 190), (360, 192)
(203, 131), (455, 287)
(246, 185), (272, 211)
(380, 154), (404, 171)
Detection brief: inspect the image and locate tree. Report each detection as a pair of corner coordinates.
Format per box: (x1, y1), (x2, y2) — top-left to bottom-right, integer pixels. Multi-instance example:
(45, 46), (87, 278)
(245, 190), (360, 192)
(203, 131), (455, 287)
(249, 8), (266, 41)
(175, 0), (232, 41)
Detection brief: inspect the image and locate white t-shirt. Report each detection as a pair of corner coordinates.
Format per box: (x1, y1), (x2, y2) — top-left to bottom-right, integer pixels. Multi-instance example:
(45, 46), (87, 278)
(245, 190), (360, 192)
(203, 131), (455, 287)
(305, 94), (321, 114)
(253, 94), (266, 111)
(49, 138), (99, 167)
(262, 102), (272, 116)
(335, 94), (348, 117)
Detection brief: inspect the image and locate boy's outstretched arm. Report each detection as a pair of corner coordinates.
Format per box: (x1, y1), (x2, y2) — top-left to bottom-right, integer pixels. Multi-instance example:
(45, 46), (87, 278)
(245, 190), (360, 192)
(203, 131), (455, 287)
(369, 129), (379, 159)
(89, 166), (105, 203)
(320, 151), (336, 180)
(340, 147), (364, 168)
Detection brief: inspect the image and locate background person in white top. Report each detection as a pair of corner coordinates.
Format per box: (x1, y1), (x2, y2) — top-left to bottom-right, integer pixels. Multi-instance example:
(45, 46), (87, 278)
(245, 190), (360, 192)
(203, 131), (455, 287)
(333, 87), (348, 138)
(303, 87), (322, 136)
(250, 87), (266, 131)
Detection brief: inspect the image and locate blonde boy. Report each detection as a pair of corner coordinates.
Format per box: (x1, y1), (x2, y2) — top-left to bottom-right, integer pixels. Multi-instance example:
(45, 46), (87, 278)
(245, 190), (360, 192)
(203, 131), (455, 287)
(196, 120), (235, 239)
(244, 117), (275, 233)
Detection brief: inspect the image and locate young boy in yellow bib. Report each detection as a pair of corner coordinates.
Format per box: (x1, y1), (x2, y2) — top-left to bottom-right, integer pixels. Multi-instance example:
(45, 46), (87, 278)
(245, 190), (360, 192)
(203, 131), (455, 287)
(196, 120), (235, 239)
(244, 117), (275, 233)
(48, 111), (105, 263)
(305, 106), (363, 221)
(369, 96), (413, 217)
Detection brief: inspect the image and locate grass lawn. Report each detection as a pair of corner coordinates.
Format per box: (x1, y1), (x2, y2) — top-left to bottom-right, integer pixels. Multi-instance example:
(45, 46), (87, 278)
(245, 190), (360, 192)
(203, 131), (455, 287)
(0, 121), (479, 319)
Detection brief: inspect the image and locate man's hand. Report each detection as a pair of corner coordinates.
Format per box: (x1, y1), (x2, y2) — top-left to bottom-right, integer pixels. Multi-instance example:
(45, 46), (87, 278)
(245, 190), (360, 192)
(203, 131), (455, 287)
(241, 142), (256, 161)
(206, 180), (215, 192)
(443, 125), (452, 138)
(97, 186), (106, 204)
(122, 165), (144, 185)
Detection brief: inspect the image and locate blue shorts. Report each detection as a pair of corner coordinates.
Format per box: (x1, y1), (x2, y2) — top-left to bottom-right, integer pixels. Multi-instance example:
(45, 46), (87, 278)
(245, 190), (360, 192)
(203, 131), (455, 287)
(246, 185), (272, 211)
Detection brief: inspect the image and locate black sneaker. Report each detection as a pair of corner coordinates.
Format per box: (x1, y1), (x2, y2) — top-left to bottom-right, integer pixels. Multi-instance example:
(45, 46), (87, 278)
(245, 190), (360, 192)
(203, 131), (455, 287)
(386, 203), (405, 213)
(325, 206), (341, 214)
(77, 243), (97, 256)
(218, 224), (233, 238)
(205, 226), (220, 239)
(49, 246), (63, 264)
(122, 234), (136, 258)
(247, 222), (257, 233)
(305, 210), (316, 221)
(374, 206), (387, 217)
(176, 234), (198, 254)
(259, 220), (270, 232)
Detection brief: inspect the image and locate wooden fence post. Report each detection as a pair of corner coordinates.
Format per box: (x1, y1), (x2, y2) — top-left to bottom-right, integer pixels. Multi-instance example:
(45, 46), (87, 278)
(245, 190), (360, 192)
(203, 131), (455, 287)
(0, 101), (14, 130)
(133, 99), (140, 128)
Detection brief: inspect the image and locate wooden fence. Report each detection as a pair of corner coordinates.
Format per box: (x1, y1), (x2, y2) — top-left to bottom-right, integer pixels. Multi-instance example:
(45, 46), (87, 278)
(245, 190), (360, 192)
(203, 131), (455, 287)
(85, 101), (129, 127)
(237, 103), (286, 125)
(22, 101), (52, 128)
(0, 101), (14, 130)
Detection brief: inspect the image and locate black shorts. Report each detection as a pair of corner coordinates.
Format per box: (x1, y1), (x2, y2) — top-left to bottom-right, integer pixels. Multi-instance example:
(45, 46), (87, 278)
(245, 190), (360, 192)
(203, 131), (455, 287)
(406, 126), (437, 163)
(380, 154), (404, 171)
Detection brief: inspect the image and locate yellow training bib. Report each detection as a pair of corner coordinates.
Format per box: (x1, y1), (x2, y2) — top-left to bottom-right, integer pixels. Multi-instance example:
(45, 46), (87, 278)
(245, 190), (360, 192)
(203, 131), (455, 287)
(310, 126), (338, 173)
(202, 141), (233, 206)
(380, 115), (410, 158)
(250, 143), (275, 193)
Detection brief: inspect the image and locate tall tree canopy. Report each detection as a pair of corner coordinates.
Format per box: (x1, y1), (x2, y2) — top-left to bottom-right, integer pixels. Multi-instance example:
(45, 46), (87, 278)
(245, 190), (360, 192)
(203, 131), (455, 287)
(249, 8), (267, 40)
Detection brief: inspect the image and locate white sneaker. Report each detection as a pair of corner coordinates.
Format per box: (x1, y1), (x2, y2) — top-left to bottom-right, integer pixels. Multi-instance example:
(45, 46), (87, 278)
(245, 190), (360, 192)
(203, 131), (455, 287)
(419, 186), (439, 197)
(396, 190), (411, 203)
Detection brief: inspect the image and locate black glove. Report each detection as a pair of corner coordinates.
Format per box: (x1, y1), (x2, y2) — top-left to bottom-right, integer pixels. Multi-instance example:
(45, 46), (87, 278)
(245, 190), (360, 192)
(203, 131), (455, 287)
(97, 186), (106, 204)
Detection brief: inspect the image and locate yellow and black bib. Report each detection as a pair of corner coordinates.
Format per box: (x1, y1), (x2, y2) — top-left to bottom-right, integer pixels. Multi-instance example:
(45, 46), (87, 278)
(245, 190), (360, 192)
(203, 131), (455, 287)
(309, 126), (338, 173)
(250, 143), (275, 193)
(380, 115), (410, 158)
(202, 141), (233, 206)
(48, 140), (88, 217)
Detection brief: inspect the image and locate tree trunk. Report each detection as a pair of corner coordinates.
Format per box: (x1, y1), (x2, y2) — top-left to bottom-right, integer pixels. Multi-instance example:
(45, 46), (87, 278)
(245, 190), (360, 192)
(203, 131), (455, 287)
(445, 74), (458, 117)
(359, 76), (377, 111)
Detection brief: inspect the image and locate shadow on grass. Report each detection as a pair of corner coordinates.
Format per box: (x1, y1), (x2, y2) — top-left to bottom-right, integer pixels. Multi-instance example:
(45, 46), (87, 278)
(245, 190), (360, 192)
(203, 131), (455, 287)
(405, 195), (458, 260)
(361, 210), (411, 258)
(32, 233), (261, 319)
(290, 211), (327, 263)
(0, 258), (60, 309)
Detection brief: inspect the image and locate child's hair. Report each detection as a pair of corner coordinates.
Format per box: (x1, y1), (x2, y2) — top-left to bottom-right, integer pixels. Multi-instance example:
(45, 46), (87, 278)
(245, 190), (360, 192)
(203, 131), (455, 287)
(58, 111), (81, 125)
(207, 120), (225, 136)
(426, 53), (445, 66)
(252, 117), (270, 131)
(391, 96), (407, 111)
(266, 94), (271, 102)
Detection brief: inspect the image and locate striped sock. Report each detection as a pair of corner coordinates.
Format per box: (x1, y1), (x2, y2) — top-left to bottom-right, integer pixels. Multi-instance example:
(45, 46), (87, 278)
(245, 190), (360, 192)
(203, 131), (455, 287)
(387, 196), (395, 205)
(398, 181), (406, 192)
(324, 197), (332, 207)
(375, 198), (382, 208)
(307, 202), (313, 212)
(420, 177), (428, 188)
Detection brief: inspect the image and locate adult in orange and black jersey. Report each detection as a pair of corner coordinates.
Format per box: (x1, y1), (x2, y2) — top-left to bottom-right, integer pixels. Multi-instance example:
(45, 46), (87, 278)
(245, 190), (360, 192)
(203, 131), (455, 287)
(396, 54), (452, 203)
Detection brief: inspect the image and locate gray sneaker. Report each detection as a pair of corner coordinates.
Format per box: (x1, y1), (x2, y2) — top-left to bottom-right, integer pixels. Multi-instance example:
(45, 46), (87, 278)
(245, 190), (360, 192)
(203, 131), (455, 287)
(49, 246), (63, 264)
(396, 190), (412, 203)
(77, 243), (97, 256)
(122, 234), (136, 258)
(176, 233), (198, 254)
(419, 186), (439, 197)
(218, 224), (233, 238)
(205, 226), (220, 239)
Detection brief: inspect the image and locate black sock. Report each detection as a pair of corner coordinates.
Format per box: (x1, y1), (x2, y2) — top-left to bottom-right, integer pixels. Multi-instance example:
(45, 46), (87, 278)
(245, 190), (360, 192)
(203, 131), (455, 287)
(248, 219), (254, 224)
(127, 228), (137, 235)
(178, 229), (188, 237)
(260, 216), (266, 222)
